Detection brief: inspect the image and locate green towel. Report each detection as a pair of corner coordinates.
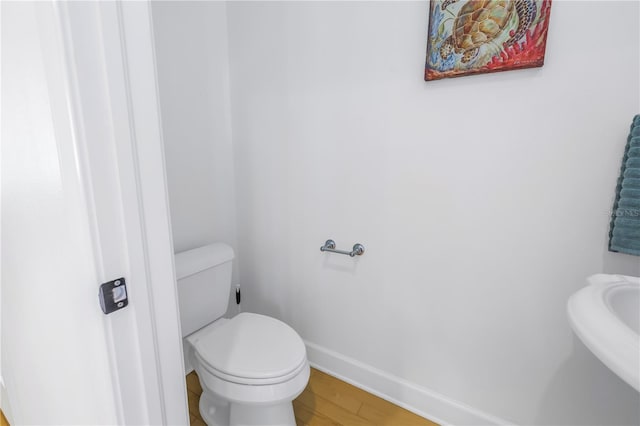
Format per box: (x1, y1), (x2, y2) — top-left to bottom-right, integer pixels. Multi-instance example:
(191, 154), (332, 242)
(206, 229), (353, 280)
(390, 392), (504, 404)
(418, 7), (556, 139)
(609, 115), (640, 256)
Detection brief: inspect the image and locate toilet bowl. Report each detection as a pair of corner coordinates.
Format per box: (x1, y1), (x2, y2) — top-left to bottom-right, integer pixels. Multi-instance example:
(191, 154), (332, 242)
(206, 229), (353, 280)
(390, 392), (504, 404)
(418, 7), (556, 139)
(187, 313), (309, 425)
(175, 244), (309, 426)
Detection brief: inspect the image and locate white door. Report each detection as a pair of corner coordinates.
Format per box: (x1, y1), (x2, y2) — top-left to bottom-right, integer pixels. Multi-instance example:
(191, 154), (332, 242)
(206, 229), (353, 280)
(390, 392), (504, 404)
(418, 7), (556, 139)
(1, 2), (188, 424)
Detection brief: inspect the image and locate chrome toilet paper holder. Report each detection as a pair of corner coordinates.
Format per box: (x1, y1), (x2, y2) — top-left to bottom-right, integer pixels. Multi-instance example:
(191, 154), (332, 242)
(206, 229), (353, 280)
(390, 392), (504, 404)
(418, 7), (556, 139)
(320, 239), (365, 257)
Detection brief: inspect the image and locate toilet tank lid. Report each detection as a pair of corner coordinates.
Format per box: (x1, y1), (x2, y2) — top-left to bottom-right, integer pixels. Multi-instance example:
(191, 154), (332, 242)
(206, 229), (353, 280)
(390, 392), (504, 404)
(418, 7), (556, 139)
(175, 243), (234, 280)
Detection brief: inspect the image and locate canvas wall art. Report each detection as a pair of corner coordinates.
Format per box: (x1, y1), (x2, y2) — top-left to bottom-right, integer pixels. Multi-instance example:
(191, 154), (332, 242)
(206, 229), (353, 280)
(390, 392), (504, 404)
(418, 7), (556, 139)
(425, 0), (552, 81)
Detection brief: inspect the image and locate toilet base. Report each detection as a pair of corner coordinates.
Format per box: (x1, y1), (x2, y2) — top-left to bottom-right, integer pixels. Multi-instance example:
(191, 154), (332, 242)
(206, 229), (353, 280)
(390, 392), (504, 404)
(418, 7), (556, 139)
(199, 391), (296, 426)
(199, 391), (229, 426)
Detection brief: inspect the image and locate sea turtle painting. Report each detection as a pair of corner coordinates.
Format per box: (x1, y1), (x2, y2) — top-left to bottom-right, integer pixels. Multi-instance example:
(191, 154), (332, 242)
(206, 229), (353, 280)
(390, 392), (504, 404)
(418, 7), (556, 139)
(425, 0), (552, 81)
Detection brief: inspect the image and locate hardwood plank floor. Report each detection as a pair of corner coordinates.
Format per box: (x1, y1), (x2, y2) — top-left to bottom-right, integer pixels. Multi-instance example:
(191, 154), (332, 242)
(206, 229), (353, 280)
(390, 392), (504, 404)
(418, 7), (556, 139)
(0, 369), (437, 426)
(186, 368), (438, 426)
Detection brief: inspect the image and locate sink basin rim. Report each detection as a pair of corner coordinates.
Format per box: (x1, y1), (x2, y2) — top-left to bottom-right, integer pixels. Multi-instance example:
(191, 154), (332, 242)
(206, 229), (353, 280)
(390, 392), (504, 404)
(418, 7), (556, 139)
(567, 274), (640, 392)
(604, 282), (640, 334)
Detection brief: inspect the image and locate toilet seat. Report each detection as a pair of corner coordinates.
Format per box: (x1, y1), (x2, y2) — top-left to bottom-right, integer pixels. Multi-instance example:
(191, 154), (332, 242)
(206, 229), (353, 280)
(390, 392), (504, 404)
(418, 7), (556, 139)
(192, 313), (307, 385)
(195, 358), (310, 407)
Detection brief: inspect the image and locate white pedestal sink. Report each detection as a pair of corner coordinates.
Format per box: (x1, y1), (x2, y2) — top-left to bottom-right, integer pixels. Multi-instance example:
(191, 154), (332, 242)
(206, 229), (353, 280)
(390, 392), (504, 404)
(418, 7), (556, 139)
(568, 274), (640, 391)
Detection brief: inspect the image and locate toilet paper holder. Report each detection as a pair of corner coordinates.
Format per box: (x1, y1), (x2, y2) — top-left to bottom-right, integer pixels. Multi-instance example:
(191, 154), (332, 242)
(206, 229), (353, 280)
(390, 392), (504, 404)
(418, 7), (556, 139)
(320, 239), (365, 257)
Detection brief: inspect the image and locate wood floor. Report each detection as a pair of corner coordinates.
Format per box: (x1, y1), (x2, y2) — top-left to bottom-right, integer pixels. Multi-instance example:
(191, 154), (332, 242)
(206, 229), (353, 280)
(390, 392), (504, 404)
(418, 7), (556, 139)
(186, 368), (438, 426)
(0, 370), (437, 426)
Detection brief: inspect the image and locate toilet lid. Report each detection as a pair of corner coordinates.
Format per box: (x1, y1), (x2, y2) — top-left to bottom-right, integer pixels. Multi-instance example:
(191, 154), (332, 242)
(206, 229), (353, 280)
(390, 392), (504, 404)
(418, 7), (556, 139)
(193, 313), (307, 383)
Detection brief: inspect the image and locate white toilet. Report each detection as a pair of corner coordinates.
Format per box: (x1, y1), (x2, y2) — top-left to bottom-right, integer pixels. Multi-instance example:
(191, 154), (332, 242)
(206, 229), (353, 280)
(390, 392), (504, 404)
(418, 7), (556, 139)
(175, 243), (310, 426)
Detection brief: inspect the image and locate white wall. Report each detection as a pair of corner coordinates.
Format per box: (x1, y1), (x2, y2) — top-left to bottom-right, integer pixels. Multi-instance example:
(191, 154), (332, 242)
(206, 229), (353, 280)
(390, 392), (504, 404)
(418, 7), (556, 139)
(226, 1), (640, 425)
(152, 2), (237, 257)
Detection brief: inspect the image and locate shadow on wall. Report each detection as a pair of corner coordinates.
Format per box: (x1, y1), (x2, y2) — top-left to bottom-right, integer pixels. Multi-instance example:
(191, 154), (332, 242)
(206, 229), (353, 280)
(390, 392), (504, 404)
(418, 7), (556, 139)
(602, 249), (640, 277)
(535, 336), (640, 426)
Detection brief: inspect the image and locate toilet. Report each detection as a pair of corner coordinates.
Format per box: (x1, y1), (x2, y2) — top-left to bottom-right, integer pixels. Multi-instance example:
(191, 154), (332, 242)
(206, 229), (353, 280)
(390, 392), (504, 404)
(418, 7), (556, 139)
(175, 243), (310, 426)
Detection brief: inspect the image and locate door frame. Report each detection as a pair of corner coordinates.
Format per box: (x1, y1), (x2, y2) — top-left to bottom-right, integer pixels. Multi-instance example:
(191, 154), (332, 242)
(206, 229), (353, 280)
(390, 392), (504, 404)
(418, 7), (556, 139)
(53, 1), (188, 424)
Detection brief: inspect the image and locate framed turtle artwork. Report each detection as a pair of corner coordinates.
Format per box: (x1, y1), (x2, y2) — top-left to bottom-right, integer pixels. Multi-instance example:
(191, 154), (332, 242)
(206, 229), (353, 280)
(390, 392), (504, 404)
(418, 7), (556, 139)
(425, 0), (552, 81)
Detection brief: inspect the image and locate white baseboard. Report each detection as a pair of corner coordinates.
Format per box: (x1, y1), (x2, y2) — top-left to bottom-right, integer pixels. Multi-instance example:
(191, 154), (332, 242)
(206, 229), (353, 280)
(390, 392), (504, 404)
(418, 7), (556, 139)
(304, 340), (512, 426)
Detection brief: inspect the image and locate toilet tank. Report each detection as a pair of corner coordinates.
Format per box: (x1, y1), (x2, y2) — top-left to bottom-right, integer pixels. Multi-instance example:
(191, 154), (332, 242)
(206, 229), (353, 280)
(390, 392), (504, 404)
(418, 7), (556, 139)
(175, 243), (234, 337)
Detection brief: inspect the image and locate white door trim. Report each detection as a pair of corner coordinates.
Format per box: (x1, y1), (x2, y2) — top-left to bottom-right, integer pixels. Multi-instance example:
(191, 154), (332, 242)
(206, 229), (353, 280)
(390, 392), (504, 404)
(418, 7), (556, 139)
(113, 2), (190, 423)
(53, 1), (188, 424)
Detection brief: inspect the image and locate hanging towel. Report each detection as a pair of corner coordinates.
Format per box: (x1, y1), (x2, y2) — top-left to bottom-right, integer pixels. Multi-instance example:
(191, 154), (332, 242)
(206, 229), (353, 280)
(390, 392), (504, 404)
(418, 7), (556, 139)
(609, 114), (640, 256)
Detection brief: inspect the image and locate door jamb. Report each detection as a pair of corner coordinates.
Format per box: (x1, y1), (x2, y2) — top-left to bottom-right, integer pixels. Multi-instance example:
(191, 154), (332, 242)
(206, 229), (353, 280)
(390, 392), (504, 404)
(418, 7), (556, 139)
(54, 2), (188, 424)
